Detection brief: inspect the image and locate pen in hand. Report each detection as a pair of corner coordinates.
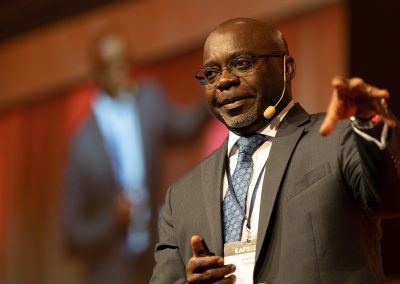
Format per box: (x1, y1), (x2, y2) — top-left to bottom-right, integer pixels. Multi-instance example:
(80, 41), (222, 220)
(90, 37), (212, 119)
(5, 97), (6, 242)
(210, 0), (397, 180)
(198, 238), (215, 257)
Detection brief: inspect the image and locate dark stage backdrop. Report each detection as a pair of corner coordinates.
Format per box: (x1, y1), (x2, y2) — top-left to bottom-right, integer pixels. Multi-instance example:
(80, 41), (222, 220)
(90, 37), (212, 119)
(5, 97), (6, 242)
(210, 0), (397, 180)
(350, 0), (400, 276)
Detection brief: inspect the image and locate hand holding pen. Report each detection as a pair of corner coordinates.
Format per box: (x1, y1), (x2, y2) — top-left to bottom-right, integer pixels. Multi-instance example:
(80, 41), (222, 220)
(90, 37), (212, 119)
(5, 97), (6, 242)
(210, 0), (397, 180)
(186, 235), (236, 283)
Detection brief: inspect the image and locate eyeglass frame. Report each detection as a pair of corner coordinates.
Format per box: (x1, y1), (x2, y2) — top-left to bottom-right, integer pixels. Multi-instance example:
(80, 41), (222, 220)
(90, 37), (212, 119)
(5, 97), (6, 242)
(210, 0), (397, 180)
(194, 52), (286, 87)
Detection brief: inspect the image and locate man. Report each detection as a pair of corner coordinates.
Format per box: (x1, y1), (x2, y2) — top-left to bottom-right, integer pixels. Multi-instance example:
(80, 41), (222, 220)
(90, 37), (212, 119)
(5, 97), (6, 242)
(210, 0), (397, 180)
(151, 18), (400, 283)
(63, 31), (208, 284)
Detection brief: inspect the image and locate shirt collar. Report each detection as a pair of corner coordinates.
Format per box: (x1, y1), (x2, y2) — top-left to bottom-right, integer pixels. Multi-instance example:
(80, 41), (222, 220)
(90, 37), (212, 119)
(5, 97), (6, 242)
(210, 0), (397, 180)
(227, 100), (294, 156)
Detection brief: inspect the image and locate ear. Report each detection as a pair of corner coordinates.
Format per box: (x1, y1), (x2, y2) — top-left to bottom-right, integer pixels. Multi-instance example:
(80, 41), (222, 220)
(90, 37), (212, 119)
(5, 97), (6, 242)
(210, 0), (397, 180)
(285, 55), (296, 81)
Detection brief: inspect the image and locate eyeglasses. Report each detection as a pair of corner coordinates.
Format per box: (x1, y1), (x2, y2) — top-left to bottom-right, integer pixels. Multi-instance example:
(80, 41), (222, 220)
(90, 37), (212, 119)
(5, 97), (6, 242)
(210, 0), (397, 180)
(195, 52), (285, 87)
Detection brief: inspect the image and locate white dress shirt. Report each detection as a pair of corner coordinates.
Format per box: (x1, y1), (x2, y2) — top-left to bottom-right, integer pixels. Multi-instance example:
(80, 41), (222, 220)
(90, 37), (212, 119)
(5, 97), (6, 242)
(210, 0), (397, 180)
(223, 101), (294, 241)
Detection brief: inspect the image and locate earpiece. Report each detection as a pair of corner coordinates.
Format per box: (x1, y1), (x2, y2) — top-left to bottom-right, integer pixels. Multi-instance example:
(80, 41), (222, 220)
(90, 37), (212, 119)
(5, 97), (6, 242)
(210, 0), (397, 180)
(263, 55), (287, 119)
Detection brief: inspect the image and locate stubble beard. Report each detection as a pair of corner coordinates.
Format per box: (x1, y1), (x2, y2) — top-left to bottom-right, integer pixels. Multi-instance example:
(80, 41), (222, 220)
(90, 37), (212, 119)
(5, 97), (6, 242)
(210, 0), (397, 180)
(218, 107), (258, 129)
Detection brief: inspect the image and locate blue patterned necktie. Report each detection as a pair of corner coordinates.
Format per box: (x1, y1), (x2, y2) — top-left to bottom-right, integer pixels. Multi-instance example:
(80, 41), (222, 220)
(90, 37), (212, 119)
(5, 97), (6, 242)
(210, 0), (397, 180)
(223, 134), (266, 243)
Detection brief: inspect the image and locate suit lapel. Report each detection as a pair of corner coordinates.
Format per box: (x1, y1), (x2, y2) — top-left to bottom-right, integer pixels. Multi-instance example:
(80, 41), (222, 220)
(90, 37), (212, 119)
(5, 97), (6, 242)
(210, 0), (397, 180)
(255, 104), (310, 262)
(201, 139), (228, 257)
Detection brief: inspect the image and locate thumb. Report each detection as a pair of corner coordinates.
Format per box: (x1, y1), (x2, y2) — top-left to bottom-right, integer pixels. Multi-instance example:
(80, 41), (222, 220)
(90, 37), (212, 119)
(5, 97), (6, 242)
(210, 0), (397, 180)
(191, 235), (204, 257)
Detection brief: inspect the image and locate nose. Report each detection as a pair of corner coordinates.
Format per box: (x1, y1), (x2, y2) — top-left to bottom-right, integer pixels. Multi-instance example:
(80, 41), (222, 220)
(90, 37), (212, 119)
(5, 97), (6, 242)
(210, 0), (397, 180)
(216, 67), (240, 90)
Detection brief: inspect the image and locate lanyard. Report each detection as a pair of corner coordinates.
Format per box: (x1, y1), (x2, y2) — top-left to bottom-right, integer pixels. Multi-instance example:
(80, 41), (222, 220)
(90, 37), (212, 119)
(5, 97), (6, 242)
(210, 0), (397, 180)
(225, 156), (267, 233)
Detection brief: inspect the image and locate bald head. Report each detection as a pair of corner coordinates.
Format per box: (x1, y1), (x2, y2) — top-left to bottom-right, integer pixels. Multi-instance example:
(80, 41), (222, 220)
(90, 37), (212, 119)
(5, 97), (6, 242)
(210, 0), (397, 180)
(89, 31), (132, 97)
(90, 30), (130, 73)
(205, 18), (289, 59)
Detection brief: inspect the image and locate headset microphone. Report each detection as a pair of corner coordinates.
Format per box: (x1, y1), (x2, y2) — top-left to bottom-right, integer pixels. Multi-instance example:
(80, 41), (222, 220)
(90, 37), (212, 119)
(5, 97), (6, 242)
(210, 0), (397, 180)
(263, 55), (287, 119)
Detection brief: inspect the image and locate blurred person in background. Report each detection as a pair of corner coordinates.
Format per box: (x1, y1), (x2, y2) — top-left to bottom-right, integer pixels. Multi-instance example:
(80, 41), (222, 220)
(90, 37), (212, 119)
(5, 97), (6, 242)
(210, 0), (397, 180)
(63, 29), (209, 284)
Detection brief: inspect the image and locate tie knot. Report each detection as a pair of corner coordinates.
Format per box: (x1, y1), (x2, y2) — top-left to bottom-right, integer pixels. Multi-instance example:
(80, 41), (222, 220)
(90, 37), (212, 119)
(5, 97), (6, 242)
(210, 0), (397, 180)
(237, 134), (266, 156)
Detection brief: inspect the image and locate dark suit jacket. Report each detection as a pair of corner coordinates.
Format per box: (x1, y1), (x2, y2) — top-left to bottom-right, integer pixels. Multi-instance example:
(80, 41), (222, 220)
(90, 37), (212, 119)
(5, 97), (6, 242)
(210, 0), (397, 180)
(64, 81), (208, 284)
(151, 103), (400, 284)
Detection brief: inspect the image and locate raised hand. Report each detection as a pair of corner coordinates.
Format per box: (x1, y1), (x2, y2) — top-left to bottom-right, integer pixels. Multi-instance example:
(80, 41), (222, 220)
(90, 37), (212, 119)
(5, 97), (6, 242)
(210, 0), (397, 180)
(320, 77), (397, 136)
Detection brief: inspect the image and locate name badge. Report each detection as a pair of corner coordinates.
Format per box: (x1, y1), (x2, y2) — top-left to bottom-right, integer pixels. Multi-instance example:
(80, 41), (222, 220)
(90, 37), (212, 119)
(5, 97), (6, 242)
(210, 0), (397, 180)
(224, 239), (256, 283)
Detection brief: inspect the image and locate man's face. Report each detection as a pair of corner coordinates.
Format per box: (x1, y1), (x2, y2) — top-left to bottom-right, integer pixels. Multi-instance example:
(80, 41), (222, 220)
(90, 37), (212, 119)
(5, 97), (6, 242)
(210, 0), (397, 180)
(202, 24), (285, 136)
(97, 56), (130, 96)
(94, 36), (131, 97)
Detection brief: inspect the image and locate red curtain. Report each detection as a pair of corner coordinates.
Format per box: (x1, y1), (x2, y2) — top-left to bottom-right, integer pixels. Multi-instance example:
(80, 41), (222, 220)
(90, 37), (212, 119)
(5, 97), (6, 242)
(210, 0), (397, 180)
(0, 82), (95, 283)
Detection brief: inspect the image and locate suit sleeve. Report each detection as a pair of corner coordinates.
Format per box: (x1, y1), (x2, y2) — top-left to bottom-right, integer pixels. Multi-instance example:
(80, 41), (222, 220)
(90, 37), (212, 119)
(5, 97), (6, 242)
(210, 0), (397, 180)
(341, 117), (400, 217)
(150, 186), (187, 283)
(144, 80), (210, 142)
(165, 101), (210, 142)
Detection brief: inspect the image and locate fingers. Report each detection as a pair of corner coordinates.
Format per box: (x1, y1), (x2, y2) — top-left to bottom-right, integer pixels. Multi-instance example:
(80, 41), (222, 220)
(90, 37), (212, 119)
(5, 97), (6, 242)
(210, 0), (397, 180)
(186, 255), (236, 283)
(332, 76), (390, 99)
(364, 85), (389, 100)
(186, 257), (236, 283)
(320, 76), (396, 136)
(348, 78), (396, 127)
(331, 76), (349, 91)
(186, 254), (224, 274)
(319, 87), (341, 136)
(216, 274), (236, 284)
(320, 76), (360, 136)
(371, 98), (397, 128)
